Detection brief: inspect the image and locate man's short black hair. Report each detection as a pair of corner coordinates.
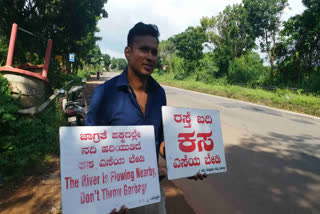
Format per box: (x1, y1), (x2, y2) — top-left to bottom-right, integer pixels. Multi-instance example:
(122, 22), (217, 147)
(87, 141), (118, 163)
(127, 22), (160, 47)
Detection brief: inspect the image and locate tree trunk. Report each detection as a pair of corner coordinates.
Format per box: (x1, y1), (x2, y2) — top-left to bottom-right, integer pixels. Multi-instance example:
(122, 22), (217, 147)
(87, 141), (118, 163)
(265, 30), (274, 79)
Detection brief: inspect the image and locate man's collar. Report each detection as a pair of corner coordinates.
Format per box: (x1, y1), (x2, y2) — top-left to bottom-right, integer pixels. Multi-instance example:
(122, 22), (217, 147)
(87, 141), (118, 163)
(115, 67), (160, 91)
(115, 68), (130, 88)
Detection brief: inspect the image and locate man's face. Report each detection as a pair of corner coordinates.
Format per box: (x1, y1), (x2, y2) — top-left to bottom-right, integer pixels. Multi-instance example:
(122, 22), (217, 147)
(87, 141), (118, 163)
(125, 35), (158, 77)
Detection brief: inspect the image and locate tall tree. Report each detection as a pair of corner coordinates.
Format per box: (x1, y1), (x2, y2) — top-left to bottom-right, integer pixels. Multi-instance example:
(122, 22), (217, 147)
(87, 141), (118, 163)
(201, 4), (256, 76)
(243, 0), (288, 78)
(0, 0), (108, 71)
(201, 4), (255, 58)
(170, 26), (206, 74)
(276, 0), (319, 89)
(102, 53), (111, 70)
(158, 40), (175, 67)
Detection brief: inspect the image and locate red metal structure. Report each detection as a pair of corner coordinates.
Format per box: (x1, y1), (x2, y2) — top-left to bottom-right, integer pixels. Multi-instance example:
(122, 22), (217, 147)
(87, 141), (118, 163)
(0, 23), (53, 108)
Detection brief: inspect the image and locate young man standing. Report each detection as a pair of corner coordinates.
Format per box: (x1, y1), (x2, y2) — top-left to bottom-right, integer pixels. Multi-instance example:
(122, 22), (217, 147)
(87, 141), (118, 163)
(86, 22), (206, 214)
(86, 22), (166, 214)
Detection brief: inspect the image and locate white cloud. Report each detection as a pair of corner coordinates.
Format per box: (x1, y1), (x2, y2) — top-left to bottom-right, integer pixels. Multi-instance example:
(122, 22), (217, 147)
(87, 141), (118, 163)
(99, 47), (124, 59)
(97, 0), (306, 59)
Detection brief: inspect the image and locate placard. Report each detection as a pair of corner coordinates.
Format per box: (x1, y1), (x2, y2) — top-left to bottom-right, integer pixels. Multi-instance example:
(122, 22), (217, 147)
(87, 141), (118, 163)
(162, 106), (227, 180)
(59, 126), (161, 214)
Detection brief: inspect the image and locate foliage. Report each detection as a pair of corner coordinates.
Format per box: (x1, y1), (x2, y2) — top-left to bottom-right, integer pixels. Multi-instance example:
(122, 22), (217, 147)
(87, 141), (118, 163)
(0, 35), (8, 66)
(276, 0), (320, 93)
(102, 53), (111, 70)
(171, 54), (186, 80)
(228, 51), (268, 85)
(243, 0), (288, 78)
(170, 26), (206, 75)
(158, 40), (175, 71)
(0, 0), (108, 72)
(0, 74), (66, 181)
(110, 57), (127, 71)
(201, 4), (256, 76)
(153, 72), (320, 117)
(196, 53), (219, 83)
(201, 4), (255, 58)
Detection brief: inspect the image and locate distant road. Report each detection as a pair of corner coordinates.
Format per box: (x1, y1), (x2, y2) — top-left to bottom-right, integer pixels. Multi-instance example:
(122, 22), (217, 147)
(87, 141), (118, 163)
(103, 72), (320, 214)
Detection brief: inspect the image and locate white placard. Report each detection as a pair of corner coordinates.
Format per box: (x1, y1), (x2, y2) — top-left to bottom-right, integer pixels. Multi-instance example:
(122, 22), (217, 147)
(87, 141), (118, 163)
(59, 126), (161, 214)
(162, 106), (227, 180)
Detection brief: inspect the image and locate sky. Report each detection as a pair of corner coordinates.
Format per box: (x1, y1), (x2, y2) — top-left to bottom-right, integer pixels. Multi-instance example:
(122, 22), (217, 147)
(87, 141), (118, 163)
(96, 0), (306, 60)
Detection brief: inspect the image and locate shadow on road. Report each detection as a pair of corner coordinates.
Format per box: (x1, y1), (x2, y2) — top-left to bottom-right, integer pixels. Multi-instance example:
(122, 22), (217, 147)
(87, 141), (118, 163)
(210, 132), (320, 214)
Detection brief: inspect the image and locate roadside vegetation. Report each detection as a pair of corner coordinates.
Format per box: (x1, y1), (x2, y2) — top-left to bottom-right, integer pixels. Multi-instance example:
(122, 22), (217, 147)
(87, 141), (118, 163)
(154, 0), (320, 116)
(0, 60), (93, 183)
(0, 1), (111, 184)
(153, 72), (320, 117)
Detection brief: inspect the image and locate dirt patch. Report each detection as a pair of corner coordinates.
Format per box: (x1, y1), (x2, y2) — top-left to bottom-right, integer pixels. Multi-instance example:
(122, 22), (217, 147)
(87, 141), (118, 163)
(0, 157), (62, 214)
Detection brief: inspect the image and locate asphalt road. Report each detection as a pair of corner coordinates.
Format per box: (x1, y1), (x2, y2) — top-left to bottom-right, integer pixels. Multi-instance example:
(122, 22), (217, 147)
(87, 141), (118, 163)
(104, 72), (320, 214)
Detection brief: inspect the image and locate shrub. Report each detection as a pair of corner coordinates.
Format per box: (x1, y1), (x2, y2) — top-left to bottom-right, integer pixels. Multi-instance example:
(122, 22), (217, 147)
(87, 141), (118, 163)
(196, 53), (219, 83)
(228, 52), (267, 85)
(0, 71), (67, 182)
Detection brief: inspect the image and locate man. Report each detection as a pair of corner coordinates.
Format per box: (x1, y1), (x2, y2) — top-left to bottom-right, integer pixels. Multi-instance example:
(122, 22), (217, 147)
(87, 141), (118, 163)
(97, 69), (100, 80)
(86, 22), (206, 214)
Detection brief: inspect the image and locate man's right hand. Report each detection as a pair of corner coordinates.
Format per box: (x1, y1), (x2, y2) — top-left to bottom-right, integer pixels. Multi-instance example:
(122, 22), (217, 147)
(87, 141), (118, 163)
(109, 205), (128, 214)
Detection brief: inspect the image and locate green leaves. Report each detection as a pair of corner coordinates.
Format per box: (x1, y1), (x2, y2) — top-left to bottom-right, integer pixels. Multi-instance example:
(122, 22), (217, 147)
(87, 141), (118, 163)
(0, 0), (108, 71)
(110, 58), (127, 71)
(275, 0), (320, 91)
(170, 26), (206, 75)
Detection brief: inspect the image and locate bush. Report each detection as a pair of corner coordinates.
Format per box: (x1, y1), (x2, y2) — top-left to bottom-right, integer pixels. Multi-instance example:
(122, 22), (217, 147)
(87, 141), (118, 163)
(196, 53), (219, 83)
(228, 52), (267, 85)
(171, 55), (187, 80)
(77, 69), (91, 79)
(0, 71), (67, 182)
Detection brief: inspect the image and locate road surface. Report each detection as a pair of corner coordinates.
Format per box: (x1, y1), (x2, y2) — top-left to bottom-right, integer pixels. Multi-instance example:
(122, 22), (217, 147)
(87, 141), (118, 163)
(102, 72), (320, 214)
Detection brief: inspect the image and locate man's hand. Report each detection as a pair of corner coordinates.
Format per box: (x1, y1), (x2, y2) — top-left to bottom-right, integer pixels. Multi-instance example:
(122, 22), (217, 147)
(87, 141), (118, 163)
(109, 205), (128, 214)
(159, 141), (165, 158)
(188, 172), (207, 181)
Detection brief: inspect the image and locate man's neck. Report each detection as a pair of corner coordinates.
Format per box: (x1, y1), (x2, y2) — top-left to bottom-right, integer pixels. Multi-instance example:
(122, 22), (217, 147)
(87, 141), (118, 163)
(127, 67), (149, 92)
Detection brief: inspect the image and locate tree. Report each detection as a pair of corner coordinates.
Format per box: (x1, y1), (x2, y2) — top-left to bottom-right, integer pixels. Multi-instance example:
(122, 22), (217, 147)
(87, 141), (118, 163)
(243, 0), (288, 78)
(276, 0), (320, 91)
(170, 26), (206, 75)
(158, 39), (175, 70)
(110, 57), (127, 70)
(201, 4), (256, 76)
(102, 53), (111, 70)
(0, 0), (108, 72)
(201, 4), (255, 59)
(117, 58), (127, 70)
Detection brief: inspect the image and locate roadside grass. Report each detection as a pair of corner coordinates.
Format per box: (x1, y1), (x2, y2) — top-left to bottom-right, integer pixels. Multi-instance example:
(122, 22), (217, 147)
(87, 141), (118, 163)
(152, 72), (320, 117)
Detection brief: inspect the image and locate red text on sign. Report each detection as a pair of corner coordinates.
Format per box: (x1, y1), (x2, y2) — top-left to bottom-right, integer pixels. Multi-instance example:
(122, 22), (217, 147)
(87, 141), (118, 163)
(65, 176), (79, 189)
(174, 112), (191, 128)
(78, 161), (94, 170)
(129, 154), (145, 164)
(81, 146), (97, 155)
(99, 157), (125, 167)
(101, 142), (141, 153)
(197, 115), (212, 124)
(80, 130), (107, 143)
(178, 130), (214, 152)
(112, 129), (141, 143)
(204, 153), (221, 165)
(173, 155), (201, 168)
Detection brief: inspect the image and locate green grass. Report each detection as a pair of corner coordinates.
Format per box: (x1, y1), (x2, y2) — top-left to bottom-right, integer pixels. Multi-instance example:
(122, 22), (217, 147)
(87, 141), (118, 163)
(152, 72), (320, 117)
